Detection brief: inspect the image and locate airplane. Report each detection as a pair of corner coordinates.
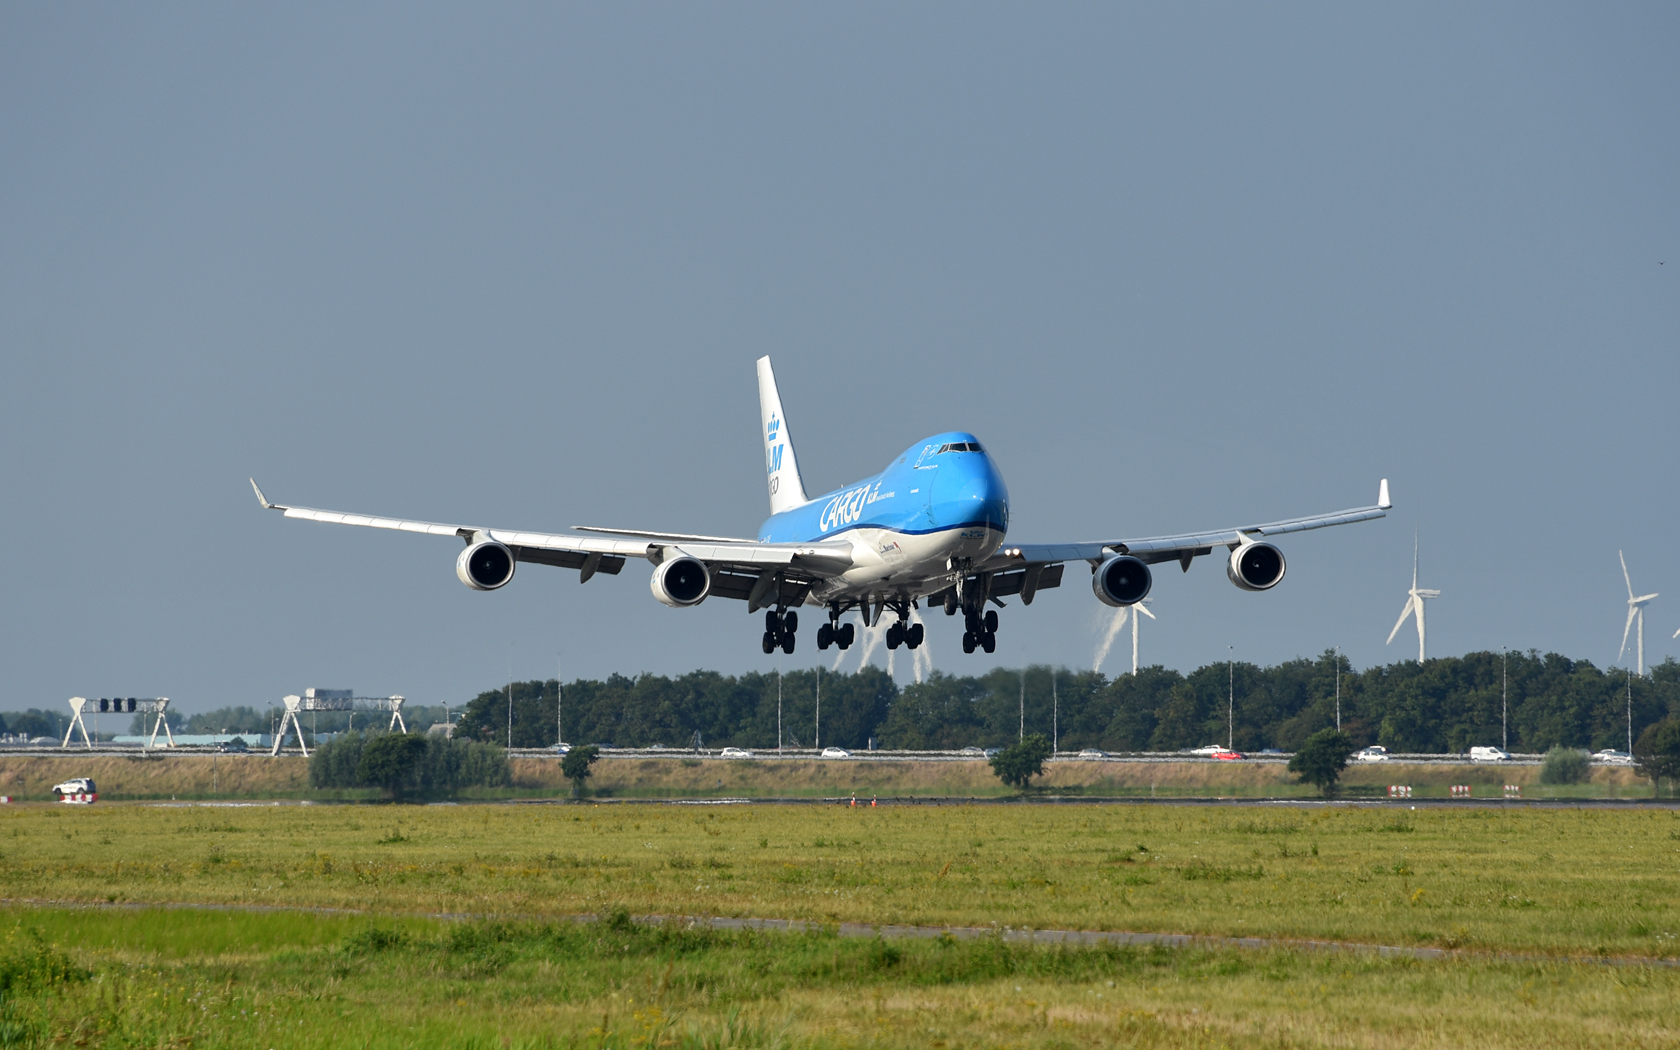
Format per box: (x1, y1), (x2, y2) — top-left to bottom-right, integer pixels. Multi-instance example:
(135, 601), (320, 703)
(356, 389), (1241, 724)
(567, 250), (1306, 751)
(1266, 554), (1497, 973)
(252, 357), (1390, 656)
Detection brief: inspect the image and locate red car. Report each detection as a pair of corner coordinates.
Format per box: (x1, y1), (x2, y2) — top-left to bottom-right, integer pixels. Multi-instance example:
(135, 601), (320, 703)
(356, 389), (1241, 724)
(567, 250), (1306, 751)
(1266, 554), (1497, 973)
(1214, 749), (1245, 761)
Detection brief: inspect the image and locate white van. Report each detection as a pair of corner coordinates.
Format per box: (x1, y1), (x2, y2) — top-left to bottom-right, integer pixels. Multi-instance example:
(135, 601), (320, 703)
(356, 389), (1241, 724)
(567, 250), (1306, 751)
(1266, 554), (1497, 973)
(1469, 746), (1510, 762)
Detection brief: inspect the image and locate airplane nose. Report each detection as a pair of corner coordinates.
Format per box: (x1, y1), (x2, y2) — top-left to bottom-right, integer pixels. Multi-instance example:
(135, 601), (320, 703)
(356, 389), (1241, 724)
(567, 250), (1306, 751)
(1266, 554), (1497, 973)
(955, 464), (1009, 532)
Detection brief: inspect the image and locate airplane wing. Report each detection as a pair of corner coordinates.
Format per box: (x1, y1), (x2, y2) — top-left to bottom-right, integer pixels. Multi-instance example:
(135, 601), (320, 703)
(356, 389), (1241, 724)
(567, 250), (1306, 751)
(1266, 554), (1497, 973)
(250, 480), (852, 606)
(979, 479), (1391, 573)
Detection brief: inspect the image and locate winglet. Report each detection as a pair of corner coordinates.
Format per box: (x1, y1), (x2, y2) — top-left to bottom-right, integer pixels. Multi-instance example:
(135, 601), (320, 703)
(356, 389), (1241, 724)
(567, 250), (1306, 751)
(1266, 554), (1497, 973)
(250, 478), (278, 510)
(1377, 479), (1391, 510)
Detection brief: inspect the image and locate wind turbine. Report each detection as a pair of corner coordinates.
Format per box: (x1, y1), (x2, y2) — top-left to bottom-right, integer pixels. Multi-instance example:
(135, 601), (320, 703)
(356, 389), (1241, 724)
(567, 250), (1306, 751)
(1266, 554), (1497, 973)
(1617, 550), (1658, 676)
(1094, 599), (1155, 675)
(1386, 536), (1439, 665)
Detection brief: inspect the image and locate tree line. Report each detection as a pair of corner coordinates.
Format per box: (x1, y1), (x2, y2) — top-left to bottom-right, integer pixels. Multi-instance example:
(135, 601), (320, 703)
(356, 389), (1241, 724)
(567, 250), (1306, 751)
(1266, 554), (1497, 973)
(451, 652), (1680, 755)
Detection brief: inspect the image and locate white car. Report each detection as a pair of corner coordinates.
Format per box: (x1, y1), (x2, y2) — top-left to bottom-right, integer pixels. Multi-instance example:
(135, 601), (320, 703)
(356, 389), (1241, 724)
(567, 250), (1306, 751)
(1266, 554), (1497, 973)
(53, 777), (97, 802)
(1593, 749), (1634, 765)
(1469, 746), (1510, 762)
(1353, 746), (1390, 763)
(820, 747), (851, 759)
(1187, 744), (1226, 756)
(719, 747), (753, 759)
(1077, 748), (1107, 759)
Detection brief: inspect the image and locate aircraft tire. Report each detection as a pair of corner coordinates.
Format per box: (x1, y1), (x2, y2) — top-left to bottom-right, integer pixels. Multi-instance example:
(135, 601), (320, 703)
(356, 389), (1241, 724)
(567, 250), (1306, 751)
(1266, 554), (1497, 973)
(784, 611), (797, 634)
(839, 623), (855, 648)
(962, 631), (976, 654)
(762, 632), (776, 654)
(886, 623), (903, 650)
(781, 633), (796, 655)
(906, 623), (924, 648)
(981, 631), (996, 654)
(984, 609), (999, 633)
(816, 624), (833, 649)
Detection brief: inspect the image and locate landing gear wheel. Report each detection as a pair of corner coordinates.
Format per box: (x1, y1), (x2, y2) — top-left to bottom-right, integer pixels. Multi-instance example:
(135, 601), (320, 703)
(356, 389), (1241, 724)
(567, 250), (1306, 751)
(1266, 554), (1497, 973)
(962, 631), (977, 654)
(781, 632), (796, 655)
(839, 622), (856, 649)
(783, 610), (798, 634)
(945, 592), (958, 616)
(981, 631), (996, 654)
(817, 623), (833, 650)
(762, 632), (776, 654)
(765, 610), (780, 634)
(906, 623), (924, 649)
(886, 622), (904, 650)
(983, 609), (999, 633)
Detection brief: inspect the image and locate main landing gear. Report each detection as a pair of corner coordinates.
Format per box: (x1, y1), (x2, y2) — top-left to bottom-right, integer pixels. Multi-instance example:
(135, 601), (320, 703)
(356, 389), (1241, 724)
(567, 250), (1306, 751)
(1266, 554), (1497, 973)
(815, 611), (855, 651)
(762, 609), (797, 655)
(961, 608), (999, 655)
(884, 616), (924, 650)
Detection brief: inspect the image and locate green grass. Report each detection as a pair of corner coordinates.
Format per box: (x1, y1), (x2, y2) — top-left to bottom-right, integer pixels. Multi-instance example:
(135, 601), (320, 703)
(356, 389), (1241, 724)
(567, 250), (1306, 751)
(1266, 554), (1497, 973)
(2, 905), (1677, 1048)
(5, 802), (1680, 959)
(6, 803), (1680, 1046)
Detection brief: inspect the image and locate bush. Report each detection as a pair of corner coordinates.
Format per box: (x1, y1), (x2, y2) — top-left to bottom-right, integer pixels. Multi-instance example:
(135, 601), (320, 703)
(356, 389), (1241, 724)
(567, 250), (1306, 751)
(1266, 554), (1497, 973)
(1634, 718), (1680, 793)
(990, 734), (1053, 790)
(357, 733), (428, 796)
(309, 731), (511, 797)
(1540, 746), (1590, 785)
(1288, 729), (1355, 795)
(561, 745), (601, 798)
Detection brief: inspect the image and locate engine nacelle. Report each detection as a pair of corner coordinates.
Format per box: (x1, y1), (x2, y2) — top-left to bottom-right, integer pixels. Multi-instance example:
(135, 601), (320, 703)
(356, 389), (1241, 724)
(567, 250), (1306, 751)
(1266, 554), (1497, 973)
(1227, 541), (1286, 591)
(650, 555), (711, 607)
(1092, 554), (1152, 607)
(457, 540), (516, 591)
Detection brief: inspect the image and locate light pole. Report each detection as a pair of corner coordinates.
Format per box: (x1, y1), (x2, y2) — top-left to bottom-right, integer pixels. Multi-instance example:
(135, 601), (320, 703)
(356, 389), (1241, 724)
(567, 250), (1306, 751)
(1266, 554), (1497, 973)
(1501, 647), (1508, 752)
(814, 665), (820, 751)
(1227, 647), (1234, 751)
(556, 653), (564, 747)
(1052, 671), (1059, 754)
(1019, 671), (1025, 743)
(1334, 646), (1341, 730)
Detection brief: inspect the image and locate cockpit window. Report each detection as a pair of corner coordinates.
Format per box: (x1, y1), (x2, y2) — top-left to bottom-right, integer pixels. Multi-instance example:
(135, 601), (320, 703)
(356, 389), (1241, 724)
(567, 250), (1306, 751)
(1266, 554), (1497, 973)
(936, 442), (984, 454)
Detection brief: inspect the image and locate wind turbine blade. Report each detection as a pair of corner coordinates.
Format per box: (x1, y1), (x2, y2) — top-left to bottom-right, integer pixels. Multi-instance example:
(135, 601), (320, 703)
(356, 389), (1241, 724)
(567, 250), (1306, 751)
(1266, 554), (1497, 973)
(1621, 550), (1634, 600)
(1634, 593), (1659, 604)
(1619, 605), (1637, 663)
(1387, 599), (1416, 644)
(1674, 625), (1680, 639)
(1136, 603), (1157, 620)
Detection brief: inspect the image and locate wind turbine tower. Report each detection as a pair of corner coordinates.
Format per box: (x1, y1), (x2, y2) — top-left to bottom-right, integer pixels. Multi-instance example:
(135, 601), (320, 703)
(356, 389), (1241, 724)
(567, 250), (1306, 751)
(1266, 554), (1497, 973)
(1617, 551), (1658, 676)
(1126, 600), (1155, 675)
(1386, 536), (1440, 665)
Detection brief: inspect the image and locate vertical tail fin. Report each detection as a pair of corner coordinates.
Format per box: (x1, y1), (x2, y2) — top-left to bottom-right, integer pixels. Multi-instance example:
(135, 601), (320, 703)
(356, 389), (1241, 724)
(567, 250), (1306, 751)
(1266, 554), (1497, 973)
(756, 356), (809, 514)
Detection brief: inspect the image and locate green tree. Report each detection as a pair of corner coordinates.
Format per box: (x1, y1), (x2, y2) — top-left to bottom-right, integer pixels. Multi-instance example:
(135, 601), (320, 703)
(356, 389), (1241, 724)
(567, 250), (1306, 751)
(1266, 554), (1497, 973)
(1539, 746), (1589, 785)
(1634, 718), (1680, 795)
(356, 733), (428, 797)
(1288, 728), (1355, 795)
(561, 745), (601, 798)
(989, 734), (1052, 790)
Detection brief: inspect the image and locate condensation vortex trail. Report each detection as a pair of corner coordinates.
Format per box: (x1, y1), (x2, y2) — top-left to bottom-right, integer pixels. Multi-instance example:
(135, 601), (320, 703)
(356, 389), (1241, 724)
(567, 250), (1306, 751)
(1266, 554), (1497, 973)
(5, 897), (1675, 969)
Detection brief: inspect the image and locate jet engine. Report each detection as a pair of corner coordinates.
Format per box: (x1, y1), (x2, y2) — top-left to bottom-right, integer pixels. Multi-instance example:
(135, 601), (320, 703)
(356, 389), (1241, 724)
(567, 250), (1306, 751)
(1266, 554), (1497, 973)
(650, 555), (711, 607)
(1092, 554), (1152, 607)
(457, 540), (516, 591)
(1227, 541), (1286, 591)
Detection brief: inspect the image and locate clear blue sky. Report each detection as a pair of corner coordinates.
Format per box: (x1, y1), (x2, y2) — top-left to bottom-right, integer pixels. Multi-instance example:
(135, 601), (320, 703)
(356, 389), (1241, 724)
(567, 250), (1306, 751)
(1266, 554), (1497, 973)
(2, 4), (1675, 716)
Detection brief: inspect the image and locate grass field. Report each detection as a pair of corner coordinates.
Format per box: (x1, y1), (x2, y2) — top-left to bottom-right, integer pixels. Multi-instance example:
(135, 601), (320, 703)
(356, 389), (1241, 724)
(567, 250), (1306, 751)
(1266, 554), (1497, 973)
(3, 801), (1678, 1047)
(0, 754), (1655, 802)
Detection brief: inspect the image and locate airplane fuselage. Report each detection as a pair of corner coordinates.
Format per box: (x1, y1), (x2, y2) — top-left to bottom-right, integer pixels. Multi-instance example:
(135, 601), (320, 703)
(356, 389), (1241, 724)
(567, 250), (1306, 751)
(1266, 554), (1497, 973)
(756, 432), (1009, 602)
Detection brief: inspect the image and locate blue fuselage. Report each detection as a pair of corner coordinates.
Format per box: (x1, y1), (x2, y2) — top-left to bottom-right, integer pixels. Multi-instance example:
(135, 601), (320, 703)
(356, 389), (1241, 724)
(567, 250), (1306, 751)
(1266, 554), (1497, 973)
(756, 432), (1010, 547)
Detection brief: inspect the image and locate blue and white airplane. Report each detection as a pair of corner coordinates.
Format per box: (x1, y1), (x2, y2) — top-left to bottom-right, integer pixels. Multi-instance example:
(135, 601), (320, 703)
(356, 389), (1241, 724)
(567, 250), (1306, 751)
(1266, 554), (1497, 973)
(253, 357), (1390, 656)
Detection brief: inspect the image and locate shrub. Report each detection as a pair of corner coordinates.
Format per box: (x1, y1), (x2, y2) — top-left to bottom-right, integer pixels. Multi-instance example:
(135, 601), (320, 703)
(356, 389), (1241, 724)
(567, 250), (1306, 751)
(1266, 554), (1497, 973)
(1540, 746), (1590, 785)
(562, 745), (601, 798)
(1288, 729), (1355, 795)
(1634, 718), (1680, 793)
(989, 734), (1053, 790)
(309, 731), (511, 797)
